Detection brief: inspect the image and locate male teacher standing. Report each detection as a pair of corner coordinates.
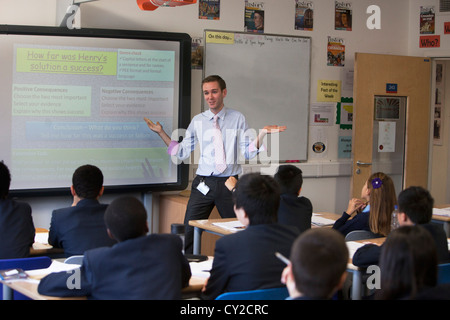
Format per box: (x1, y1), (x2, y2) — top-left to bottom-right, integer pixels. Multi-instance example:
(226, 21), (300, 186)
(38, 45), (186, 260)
(145, 75), (285, 253)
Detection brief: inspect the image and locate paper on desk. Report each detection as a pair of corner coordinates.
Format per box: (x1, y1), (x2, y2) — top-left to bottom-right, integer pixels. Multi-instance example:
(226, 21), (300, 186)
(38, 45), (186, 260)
(26, 260), (80, 280)
(34, 232), (49, 245)
(346, 241), (365, 259)
(189, 259), (213, 279)
(433, 207), (450, 217)
(311, 214), (335, 227)
(212, 220), (245, 232)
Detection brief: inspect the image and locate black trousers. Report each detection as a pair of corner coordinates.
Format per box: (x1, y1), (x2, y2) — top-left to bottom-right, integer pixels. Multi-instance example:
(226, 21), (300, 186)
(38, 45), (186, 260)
(183, 175), (236, 254)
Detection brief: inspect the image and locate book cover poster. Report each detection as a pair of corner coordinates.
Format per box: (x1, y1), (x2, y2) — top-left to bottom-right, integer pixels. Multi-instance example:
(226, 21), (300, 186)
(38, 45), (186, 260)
(295, 1), (314, 31)
(327, 36), (345, 67)
(191, 37), (203, 70)
(335, 1), (352, 31)
(244, 1), (264, 33)
(199, 0), (220, 20)
(420, 6), (435, 34)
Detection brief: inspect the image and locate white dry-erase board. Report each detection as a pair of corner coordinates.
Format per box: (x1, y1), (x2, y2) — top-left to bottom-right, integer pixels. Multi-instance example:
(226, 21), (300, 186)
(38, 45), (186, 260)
(204, 30), (311, 161)
(0, 25), (191, 196)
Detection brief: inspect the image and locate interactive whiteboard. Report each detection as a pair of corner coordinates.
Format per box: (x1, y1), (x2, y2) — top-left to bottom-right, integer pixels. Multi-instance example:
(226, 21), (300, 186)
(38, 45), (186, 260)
(0, 25), (191, 196)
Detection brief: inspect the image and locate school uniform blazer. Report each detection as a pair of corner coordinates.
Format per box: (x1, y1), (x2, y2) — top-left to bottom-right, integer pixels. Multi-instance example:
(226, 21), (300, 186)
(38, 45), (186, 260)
(201, 223), (299, 300)
(0, 199), (35, 259)
(277, 193), (313, 233)
(38, 234), (191, 300)
(332, 209), (371, 237)
(353, 223), (450, 268)
(48, 198), (116, 257)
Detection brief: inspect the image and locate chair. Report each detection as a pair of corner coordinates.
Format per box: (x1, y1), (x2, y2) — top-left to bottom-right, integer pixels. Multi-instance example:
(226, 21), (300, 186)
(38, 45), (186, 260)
(215, 287), (289, 300)
(345, 230), (381, 241)
(438, 263), (450, 284)
(64, 255), (84, 265)
(0, 256), (52, 300)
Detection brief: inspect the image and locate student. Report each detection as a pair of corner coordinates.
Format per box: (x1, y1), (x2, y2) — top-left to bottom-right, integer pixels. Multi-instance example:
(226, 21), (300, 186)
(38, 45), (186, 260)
(0, 161), (35, 259)
(145, 75), (286, 253)
(201, 173), (299, 300)
(353, 186), (450, 267)
(281, 228), (348, 300)
(48, 164), (116, 257)
(332, 172), (396, 237)
(375, 225), (442, 300)
(38, 196), (191, 300)
(274, 165), (313, 233)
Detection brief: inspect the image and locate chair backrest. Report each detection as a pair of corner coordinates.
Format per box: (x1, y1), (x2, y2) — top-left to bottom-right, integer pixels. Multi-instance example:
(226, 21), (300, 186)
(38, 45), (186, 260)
(215, 287), (289, 300)
(0, 256), (52, 271)
(64, 255), (84, 265)
(438, 263), (450, 284)
(345, 230), (380, 241)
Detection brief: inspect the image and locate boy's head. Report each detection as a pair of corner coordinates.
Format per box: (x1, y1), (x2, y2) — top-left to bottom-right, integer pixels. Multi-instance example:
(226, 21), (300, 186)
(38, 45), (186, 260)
(397, 186), (434, 225)
(232, 173), (280, 226)
(274, 165), (303, 195)
(72, 164), (104, 199)
(0, 161), (11, 199)
(288, 228), (348, 299)
(104, 196), (149, 242)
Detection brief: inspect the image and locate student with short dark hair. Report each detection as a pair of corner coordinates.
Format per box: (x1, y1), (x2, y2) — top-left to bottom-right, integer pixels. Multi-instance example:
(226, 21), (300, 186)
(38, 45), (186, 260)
(281, 228), (348, 300)
(48, 164), (116, 257)
(353, 186), (450, 267)
(38, 196), (191, 300)
(201, 173), (299, 300)
(0, 161), (35, 259)
(274, 165), (313, 233)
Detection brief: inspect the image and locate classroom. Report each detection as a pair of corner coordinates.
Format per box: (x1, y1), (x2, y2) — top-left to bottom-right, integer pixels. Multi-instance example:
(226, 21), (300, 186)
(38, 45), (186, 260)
(0, 0), (449, 303)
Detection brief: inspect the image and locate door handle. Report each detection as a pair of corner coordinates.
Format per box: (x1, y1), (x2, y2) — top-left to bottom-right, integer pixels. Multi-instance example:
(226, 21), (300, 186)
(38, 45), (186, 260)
(356, 160), (372, 166)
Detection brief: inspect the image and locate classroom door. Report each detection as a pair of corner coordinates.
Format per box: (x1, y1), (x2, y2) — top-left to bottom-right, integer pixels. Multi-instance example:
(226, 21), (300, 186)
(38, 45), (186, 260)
(351, 53), (431, 198)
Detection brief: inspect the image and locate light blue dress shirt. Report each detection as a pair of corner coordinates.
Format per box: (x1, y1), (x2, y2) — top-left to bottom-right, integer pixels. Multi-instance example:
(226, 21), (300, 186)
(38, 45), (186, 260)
(170, 107), (261, 177)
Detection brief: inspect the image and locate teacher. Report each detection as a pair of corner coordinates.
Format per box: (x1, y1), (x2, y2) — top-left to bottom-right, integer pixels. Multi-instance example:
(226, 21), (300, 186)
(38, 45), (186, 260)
(145, 75), (285, 253)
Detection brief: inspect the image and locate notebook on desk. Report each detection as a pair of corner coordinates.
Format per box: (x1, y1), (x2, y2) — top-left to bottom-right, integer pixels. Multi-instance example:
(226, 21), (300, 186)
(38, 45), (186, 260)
(311, 213), (336, 227)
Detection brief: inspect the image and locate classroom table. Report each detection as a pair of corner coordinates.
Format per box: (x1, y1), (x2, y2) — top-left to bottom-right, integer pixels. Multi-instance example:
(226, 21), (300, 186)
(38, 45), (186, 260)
(188, 212), (341, 255)
(1, 266), (208, 300)
(432, 204), (450, 237)
(29, 228), (64, 257)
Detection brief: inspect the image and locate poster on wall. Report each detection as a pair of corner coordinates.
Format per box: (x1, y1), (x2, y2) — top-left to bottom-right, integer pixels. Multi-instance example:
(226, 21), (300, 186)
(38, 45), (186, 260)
(434, 63), (445, 145)
(191, 37), (203, 70)
(244, 1), (265, 33)
(199, 0), (220, 20)
(335, 1), (352, 31)
(327, 36), (345, 67)
(295, 0), (314, 31)
(420, 6), (435, 34)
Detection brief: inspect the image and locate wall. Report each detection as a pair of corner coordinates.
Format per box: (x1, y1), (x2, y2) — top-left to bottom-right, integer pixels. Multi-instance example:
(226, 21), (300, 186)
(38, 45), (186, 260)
(3, 0), (445, 232)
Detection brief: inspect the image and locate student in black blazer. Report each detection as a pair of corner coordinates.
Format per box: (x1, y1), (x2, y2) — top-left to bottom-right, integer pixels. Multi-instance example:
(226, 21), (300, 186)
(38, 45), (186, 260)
(48, 165), (116, 257)
(202, 173), (299, 300)
(274, 165), (313, 233)
(0, 161), (35, 259)
(353, 186), (450, 267)
(38, 196), (191, 300)
(281, 228), (348, 300)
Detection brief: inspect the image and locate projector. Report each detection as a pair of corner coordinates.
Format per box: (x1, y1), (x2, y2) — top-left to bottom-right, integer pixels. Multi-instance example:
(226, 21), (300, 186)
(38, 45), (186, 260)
(137, 0), (197, 11)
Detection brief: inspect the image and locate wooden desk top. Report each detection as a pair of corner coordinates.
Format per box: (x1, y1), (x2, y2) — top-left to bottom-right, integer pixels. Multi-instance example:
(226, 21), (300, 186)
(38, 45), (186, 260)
(0, 280), (86, 300)
(1, 274), (206, 300)
(433, 204), (450, 222)
(189, 212), (341, 235)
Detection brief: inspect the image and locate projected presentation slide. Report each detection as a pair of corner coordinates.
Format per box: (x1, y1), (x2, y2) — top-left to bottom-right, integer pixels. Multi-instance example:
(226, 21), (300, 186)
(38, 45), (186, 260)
(0, 27), (188, 194)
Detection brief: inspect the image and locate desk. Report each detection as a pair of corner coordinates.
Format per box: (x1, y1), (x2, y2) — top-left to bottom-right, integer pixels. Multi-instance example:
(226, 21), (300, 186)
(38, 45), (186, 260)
(189, 212), (341, 255)
(346, 237), (386, 300)
(432, 204), (450, 237)
(29, 229), (64, 258)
